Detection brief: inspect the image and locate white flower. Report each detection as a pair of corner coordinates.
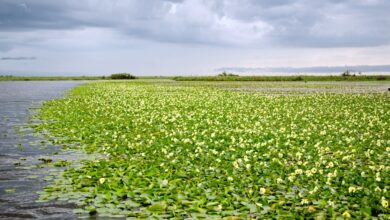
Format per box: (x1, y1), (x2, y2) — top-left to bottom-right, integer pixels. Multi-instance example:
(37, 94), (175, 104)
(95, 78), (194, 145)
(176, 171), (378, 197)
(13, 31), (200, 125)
(327, 200), (335, 207)
(382, 200), (388, 208)
(99, 178), (106, 184)
(348, 186), (356, 193)
(233, 161), (239, 169)
(161, 179), (168, 187)
(301, 198), (309, 205)
(375, 173), (381, 181)
(342, 211), (351, 218)
(381, 197), (388, 208)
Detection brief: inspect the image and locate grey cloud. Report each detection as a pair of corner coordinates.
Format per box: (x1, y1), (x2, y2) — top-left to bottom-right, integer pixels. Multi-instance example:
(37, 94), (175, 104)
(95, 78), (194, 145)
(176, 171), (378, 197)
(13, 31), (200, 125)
(227, 0), (390, 47)
(0, 43), (12, 52)
(0, 0), (389, 47)
(0, 1), (80, 30)
(1, 56), (36, 60)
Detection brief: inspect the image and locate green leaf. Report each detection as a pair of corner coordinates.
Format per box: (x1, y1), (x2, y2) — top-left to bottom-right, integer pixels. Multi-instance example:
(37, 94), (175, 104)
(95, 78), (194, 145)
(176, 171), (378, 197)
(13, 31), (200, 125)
(148, 202), (167, 212)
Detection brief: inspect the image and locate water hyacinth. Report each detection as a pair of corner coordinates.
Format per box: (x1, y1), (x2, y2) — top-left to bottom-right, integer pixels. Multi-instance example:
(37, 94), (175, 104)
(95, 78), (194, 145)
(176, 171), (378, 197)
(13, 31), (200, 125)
(34, 80), (390, 219)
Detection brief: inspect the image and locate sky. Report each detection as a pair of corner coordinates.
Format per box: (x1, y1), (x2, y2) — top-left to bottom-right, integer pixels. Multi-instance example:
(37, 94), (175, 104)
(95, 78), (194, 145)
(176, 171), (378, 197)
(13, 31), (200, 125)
(1, 0), (390, 76)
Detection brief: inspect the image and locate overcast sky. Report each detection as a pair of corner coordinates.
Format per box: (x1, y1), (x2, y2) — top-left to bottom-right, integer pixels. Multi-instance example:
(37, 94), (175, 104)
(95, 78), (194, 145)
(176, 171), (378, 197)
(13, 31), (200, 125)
(1, 0), (390, 76)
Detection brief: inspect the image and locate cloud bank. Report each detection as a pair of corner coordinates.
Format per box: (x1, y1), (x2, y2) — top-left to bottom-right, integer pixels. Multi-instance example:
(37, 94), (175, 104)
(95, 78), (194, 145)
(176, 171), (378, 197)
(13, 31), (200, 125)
(1, 56), (36, 60)
(1, 0), (390, 47)
(1, 0), (389, 75)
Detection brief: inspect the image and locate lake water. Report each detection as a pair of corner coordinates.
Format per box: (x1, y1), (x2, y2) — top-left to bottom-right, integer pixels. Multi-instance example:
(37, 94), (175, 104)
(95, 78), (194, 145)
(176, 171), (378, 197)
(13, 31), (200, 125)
(0, 81), (84, 219)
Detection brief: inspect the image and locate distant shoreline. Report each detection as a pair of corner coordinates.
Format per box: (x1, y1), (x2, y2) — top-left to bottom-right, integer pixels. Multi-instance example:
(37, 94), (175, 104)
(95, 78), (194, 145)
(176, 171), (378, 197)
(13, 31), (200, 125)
(0, 76), (105, 81)
(1, 75), (390, 81)
(174, 75), (390, 82)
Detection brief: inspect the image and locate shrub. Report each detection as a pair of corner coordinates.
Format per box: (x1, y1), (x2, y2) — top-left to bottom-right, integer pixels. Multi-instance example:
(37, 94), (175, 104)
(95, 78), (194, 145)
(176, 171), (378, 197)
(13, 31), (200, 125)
(292, 76), (304, 81)
(110, 73), (137, 80)
(218, 71), (239, 77)
(341, 70), (351, 77)
(376, 75), (386, 80)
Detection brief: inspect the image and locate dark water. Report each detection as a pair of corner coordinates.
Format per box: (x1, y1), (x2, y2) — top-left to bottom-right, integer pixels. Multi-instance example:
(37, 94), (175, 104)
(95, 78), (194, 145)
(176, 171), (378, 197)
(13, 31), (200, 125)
(0, 81), (85, 219)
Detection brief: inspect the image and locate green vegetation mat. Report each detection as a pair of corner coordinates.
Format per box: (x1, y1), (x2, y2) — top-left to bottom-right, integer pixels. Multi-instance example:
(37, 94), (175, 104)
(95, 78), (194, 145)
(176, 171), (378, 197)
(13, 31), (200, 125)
(34, 80), (389, 218)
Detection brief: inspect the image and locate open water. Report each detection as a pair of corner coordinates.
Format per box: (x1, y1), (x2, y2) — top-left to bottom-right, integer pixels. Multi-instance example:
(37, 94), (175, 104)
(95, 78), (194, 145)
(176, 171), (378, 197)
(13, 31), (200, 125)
(0, 81), (84, 219)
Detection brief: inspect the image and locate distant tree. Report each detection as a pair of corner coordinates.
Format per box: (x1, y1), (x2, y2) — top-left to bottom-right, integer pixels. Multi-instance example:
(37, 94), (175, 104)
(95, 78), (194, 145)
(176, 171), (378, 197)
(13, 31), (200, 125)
(377, 75), (386, 80)
(110, 73), (137, 79)
(292, 76), (304, 81)
(218, 71), (239, 77)
(219, 71), (228, 76)
(341, 70), (351, 77)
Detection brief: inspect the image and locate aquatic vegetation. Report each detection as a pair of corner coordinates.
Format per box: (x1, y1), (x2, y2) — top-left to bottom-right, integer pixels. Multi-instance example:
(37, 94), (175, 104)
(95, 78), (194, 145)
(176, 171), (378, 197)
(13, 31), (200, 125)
(38, 157), (53, 164)
(34, 81), (390, 218)
(5, 188), (16, 193)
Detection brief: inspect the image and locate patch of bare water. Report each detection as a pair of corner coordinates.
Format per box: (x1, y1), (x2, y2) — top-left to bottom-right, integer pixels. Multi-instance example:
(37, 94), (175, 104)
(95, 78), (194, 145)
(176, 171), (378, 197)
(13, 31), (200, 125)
(0, 81), (86, 219)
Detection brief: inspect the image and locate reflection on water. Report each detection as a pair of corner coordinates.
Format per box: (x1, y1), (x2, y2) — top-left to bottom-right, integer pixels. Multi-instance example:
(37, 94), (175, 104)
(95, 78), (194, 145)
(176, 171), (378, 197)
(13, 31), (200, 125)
(0, 81), (84, 219)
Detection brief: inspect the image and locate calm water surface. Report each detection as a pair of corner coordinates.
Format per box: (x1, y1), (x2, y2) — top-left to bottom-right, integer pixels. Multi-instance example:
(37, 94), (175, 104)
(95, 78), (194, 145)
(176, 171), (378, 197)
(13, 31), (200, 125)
(0, 81), (85, 219)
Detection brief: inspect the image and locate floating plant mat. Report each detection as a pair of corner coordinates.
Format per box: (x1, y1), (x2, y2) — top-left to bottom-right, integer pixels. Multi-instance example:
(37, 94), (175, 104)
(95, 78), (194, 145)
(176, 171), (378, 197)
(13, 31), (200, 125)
(34, 80), (390, 219)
